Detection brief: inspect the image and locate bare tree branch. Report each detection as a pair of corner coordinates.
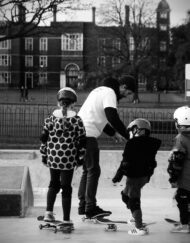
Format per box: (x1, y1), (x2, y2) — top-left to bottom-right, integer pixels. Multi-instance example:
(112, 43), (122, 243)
(0, 0), (89, 41)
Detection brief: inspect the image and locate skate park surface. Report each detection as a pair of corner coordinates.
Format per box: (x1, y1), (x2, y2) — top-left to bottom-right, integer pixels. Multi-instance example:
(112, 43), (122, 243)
(0, 149), (190, 243)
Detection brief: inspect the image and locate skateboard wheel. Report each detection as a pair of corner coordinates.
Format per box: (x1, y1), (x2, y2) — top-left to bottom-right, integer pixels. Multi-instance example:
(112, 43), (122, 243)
(54, 228), (57, 233)
(39, 224), (43, 230)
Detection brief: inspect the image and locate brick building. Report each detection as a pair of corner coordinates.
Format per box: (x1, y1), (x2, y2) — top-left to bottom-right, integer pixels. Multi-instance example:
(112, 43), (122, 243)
(0, 0), (170, 91)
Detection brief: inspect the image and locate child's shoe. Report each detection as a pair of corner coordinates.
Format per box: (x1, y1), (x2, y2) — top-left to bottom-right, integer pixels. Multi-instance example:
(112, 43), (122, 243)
(128, 217), (135, 225)
(171, 224), (189, 233)
(62, 220), (74, 230)
(128, 226), (149, 236)
(44, 211), (55, 222)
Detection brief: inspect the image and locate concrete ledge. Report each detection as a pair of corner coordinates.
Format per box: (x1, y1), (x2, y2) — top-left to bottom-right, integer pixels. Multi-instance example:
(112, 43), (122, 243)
(0, 166), (34, 217)
(0, 150), (171, 191)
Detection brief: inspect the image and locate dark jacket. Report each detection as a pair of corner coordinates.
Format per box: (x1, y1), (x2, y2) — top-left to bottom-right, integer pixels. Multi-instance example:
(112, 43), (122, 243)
(121, 136), (161, 177)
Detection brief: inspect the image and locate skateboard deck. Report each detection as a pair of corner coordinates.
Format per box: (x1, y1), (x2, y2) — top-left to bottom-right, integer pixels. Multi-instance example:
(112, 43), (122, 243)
(82, 212), (111, 222)
(95, 217), (156, 232)
(164, 218), (180, 225)
(37, 215), (74, 233)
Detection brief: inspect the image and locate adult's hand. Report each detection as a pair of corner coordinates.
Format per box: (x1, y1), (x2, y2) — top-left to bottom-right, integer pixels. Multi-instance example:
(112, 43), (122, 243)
(114, 132), (126, 143)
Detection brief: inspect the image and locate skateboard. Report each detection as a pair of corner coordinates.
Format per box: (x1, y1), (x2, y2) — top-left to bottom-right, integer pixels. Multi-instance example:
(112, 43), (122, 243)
(165, 218), (180, 226)
(95, 217), (156, 232)
(82, 212), (111, 223)
(37, 215), (74, 233)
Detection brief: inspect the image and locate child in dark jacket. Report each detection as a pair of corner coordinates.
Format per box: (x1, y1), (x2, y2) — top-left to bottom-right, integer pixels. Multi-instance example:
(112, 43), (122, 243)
(167, 106), (190, 233)
(112, 118), (161, 235)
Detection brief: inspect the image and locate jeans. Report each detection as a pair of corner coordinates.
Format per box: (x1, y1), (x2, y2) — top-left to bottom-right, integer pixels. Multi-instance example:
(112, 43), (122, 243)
(78, 137), (100, 212)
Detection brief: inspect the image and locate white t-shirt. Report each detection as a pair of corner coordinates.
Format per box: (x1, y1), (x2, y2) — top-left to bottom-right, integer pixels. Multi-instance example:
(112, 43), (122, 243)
(78, 86), (117, 137)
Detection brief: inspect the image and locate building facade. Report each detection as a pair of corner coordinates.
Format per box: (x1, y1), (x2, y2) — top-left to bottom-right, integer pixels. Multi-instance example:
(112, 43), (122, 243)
(0, 0), (170, 91)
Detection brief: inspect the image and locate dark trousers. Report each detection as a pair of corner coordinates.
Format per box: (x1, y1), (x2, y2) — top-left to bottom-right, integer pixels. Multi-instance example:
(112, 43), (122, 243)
(175, 188), (190, 225)
(46, 168), (74, 221)
(78, 137), (100, 212)
(123, 177), (149, 228)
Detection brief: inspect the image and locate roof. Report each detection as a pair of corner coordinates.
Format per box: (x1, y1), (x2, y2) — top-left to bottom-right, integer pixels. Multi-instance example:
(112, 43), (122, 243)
(157, 0), (170, 11)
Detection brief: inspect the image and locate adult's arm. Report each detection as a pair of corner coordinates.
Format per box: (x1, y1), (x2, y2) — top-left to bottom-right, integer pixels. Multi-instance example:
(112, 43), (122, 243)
(104, 107), (129, 139)
(103, 123), (116, 136)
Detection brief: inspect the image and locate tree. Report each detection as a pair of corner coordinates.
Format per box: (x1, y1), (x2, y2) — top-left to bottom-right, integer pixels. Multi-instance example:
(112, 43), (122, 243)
(169, 13), (190, 91)
(0, 0), (87, 41)
(97, 0), (159, 102)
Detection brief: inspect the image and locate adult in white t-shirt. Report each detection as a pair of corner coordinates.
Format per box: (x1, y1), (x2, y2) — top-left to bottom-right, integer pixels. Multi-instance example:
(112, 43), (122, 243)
(78, 76), (135, 218)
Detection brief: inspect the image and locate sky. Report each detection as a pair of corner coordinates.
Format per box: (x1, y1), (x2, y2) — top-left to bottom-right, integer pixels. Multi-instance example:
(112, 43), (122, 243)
(59, 0), (190, 27)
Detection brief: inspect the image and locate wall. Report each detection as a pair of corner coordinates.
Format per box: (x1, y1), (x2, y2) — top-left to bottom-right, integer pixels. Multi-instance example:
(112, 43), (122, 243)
(0, 150), (171, 192)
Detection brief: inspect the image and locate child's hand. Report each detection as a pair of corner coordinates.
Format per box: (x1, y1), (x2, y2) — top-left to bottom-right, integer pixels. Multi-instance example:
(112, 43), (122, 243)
(42, 155), (48, 167)
(171, 182), (177, 188)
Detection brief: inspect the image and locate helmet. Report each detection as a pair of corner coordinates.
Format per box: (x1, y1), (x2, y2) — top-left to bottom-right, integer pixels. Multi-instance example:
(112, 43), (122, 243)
(57, 87), (77, 103)
(173, 106), (190, 131)
(127, 118), (151, 132)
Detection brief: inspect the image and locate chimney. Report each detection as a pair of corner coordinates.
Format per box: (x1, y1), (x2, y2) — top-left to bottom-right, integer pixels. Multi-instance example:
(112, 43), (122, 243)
(18, 3), (26, 23)
(53, 5), (57, 22)
(92, 7), (96, 24)
(125, 5), (130, 26)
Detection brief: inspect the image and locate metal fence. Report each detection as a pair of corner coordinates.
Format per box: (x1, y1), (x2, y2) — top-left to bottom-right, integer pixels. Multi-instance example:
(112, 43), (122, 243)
(0, 104), (177, 150)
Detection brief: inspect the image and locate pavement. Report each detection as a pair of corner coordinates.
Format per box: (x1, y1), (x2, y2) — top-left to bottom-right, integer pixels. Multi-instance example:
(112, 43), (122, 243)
(0, 150), (190, 242)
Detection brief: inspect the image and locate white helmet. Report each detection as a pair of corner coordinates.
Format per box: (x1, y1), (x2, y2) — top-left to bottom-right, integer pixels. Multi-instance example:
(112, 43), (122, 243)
(127, 118), (151, 137)
(57, 87), (77, 103)
(173, 106), (190, 131)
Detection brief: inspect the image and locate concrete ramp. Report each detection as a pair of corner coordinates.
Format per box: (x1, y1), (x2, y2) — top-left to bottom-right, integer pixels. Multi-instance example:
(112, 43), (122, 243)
(0, 166), (34, 217)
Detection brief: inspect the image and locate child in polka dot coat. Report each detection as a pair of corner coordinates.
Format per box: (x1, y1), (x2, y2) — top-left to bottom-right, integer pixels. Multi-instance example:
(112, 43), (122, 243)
(40, 87), (86, 225)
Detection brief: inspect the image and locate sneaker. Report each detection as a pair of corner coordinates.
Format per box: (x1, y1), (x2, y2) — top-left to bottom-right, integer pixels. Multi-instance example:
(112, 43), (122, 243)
(63, 220), (73, 225)
(128, 226), (149, 236)
(128, 217), (136, 225)
(171, 224), (190, 233)
(86, 206), (112, 218)
(44, 211), (55, 222)
(62, 220), (74, 230)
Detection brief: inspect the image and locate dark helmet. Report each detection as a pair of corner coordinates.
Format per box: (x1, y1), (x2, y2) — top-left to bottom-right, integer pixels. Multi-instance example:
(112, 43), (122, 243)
(57, 87), (77, 103)
(119, 75), (136, 93)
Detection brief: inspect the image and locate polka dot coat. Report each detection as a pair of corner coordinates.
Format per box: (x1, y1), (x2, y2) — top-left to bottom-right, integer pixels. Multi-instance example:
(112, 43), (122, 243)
(40, 113), (86, 170)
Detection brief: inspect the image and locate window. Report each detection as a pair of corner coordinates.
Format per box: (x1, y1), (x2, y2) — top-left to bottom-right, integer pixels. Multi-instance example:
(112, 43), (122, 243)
(25, 56), (33, 67)
(0, 72), (11, 84)
(39, 72), (47, 85)
(141, 37), (150, 49)
(160, 41), (167, 51)
(138, 74), (146, 86)
(0, 36), (11, 49)
(160, 57), (166, 67)
(98, 38), (106, 51)
(39, 56), (47, 67)
(112, 57), (121, 68)
(61, 33), (83, 51)
(25, 72), (33, 88)
(39, 38), (48, 51)
(25, 38), (33, 51)
(97, 56), (106, 67)
(112, 38), (121, 50)
(160, 24), (167, 31)
(160, 12), (167, 19)
(0, 55), (11, 66)
(129, 37), (134, 51)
